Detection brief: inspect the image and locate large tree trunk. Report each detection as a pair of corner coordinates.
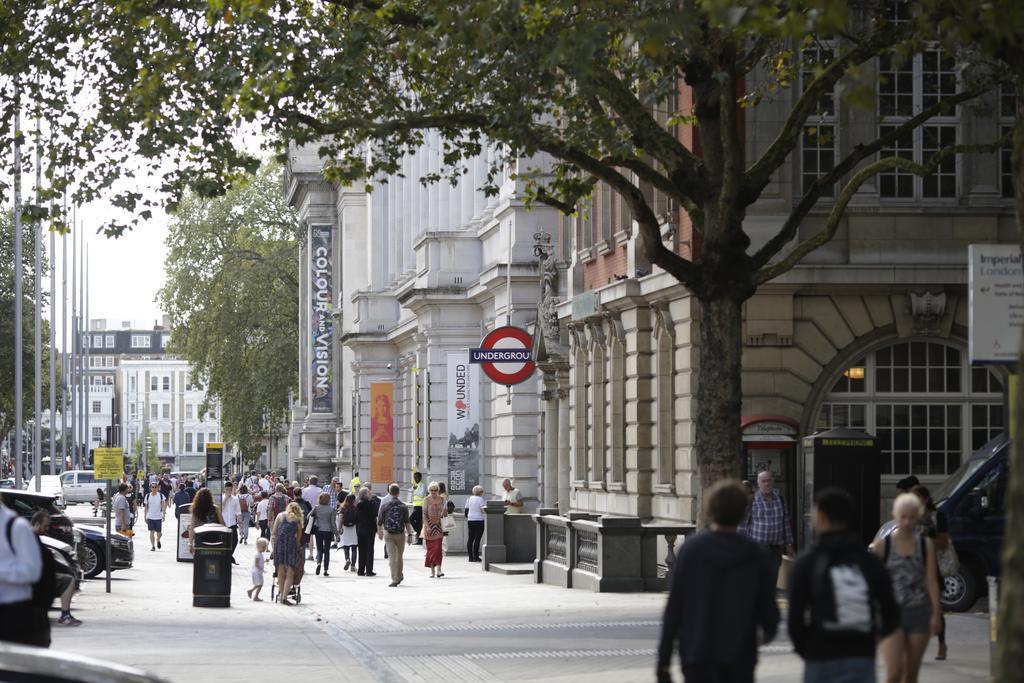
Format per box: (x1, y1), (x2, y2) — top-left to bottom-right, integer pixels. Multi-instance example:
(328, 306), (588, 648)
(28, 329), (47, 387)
(694, 294), (745, 526)
(995, 95), (1024, 683)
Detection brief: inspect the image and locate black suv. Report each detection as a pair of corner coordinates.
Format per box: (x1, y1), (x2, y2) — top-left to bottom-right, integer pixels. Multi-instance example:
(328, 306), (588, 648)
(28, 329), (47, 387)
(0, 490), (75, 546)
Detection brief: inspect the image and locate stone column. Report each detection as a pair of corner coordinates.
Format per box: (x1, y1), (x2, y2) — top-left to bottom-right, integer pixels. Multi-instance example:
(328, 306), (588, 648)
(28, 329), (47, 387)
(557, 380), (570, 515)
(481, 499), (508, 569)
(541, 384), (559, 508)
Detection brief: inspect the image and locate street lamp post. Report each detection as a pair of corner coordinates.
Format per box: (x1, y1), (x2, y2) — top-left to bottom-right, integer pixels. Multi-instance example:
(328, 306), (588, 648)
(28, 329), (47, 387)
(12, 82), (25, 489)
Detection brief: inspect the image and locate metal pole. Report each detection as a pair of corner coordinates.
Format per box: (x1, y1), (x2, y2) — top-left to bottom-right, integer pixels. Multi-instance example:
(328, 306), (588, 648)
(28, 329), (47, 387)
(104, 479), (112, 593)
(78, 223), (85, 470)
(33, 115), (43, 490)
(61, 187), (67, 472)
(13, 81), (24, 489)
(49, 153), (57, 475)
(71, 208), (77, 471)
(84, 242), (90, 466)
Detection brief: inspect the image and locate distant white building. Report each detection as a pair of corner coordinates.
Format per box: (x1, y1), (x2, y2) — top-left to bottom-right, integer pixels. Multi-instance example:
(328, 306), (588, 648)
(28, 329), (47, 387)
(116, 358), (221, 468)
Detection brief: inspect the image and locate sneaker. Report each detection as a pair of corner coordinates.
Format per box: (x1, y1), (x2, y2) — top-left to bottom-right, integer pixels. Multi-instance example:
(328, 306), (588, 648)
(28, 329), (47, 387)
(344, 561), (351, 571)
(157, 540), (161, 549)
(150, 546), (155, 551)
(57, 614), (82, 626)
(316, 564), (321, 575)
(323, 572), (330, 577)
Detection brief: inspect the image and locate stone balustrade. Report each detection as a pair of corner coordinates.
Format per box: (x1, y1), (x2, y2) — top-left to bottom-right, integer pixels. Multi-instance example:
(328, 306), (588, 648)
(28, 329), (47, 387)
(533, 511), (695, 592)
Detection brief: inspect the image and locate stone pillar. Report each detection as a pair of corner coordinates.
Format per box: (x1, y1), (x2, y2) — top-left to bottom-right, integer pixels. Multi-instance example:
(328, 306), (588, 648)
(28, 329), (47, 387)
(541, 385), (559, 509)
(557, 380), (570, 515)
(460, 155), (475, 230)
(481, 499), (508, 569)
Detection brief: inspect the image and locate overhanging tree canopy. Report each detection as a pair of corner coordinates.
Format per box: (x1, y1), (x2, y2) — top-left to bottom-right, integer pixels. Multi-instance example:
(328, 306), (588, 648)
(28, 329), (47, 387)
(2, 0), (1011, 509)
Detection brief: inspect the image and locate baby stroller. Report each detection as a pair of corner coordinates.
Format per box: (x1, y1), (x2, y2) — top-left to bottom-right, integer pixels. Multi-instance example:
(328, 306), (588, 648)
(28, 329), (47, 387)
(269, 566), (302, 604)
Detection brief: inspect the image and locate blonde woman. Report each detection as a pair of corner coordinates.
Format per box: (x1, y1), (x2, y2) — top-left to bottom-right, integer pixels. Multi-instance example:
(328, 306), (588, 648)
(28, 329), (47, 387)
(271, 502), (303, 605)
(422, 482), (447, 577)
(870, 493), (940, 683)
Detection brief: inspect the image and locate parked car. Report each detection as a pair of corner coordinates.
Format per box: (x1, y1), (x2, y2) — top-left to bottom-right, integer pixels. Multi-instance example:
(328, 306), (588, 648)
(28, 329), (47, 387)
(76, 524), (134, 579)
(60, 469), (98, 503)
(874, 431), (1008, 612)
(0, 478), (16, 489)
(0, 642), (168, 683)
(0, 490), (76, 547)
(25, 475), (65, 508)
(40, 534), (79, 588)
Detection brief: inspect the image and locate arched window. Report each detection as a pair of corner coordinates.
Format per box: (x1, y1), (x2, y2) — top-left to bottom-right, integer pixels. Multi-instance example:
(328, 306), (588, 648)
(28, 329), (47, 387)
(816, 339), (1004, 477)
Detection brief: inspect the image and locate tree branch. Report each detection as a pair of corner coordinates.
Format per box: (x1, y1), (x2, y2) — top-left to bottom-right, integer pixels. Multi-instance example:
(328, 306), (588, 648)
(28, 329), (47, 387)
(588, 65), (706, 199)
(750, 83), (992, 270)
(526, 131), (700, 284)
(753, 138), (1009, 284)
(742, 24), (906, 201)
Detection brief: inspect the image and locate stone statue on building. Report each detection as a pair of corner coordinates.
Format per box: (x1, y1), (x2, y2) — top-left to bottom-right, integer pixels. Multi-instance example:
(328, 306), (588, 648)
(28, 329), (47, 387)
(533, 231), (562, 347)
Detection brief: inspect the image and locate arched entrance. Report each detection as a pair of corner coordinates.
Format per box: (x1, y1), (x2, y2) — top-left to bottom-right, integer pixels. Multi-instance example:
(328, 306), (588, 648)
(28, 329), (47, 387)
(812, 337), (1005, 503)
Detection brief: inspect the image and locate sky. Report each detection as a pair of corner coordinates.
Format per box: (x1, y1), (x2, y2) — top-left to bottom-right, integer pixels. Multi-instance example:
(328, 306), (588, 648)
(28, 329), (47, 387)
(42, 186), (171, 355)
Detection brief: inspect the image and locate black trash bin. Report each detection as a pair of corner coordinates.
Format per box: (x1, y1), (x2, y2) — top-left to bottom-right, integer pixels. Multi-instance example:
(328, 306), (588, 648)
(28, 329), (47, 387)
(192, 523), (232, 607)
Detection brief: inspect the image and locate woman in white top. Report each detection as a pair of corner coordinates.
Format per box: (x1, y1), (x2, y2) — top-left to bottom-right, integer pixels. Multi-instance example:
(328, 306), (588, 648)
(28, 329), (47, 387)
(464, 485), (486, 562)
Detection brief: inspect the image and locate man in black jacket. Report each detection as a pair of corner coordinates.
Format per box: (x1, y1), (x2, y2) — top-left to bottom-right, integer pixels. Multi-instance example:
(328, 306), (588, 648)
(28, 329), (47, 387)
(788, 488), (899, 682)
(657, 480), (779, 683)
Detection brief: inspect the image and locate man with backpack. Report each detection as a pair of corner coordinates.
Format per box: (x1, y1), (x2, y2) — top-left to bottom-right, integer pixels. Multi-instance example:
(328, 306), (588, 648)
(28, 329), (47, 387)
(788, 488), (900, 682)
(657, 480), (779, 683)
(0, 499), (47, 646)
(377, 483), (415, 587)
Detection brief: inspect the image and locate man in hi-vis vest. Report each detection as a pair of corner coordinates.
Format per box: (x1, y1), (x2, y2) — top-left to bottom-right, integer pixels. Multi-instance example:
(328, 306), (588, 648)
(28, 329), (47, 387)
(409, 471), (426, 545)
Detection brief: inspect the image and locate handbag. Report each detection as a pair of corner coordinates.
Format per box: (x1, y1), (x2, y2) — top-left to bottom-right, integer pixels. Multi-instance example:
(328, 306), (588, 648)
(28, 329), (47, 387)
(304, 513), (316, 535)
(937, 540), (960, 577)
(442, 515), (457, 532)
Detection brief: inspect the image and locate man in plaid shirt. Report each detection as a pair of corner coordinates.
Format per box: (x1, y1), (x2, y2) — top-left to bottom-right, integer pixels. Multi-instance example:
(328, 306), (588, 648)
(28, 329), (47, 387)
(742, 470), (795, 585)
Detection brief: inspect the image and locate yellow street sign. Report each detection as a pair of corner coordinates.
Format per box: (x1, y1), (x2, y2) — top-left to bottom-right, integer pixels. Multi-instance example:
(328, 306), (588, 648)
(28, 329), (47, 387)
(94, 448), (125, 481)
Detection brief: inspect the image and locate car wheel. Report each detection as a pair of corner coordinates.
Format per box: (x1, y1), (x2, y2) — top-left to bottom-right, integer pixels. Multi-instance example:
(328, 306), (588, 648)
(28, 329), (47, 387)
(81, 542), (104, 580)
(941, 565), (978, 612)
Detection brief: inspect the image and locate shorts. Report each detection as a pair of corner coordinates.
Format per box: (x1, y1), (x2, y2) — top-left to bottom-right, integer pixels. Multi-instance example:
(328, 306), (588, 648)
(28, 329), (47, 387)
(899, 602), (932, 634)
(146, 518), (163, 533)
(56, 574), (74, 596)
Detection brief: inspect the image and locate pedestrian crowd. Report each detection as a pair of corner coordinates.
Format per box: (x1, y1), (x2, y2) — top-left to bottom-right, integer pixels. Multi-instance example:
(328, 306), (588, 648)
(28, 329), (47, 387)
(658, 474), (951, 683)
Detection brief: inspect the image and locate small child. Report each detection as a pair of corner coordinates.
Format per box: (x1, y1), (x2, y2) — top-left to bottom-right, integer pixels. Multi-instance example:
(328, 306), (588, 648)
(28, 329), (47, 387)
(247, 538), (268, 601)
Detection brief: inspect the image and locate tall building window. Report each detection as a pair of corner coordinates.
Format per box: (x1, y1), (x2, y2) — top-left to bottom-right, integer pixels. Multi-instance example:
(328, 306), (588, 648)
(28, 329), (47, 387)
(800, 41), (837, 198)
(91, 401), (101, 414)
(208, 432), (217, 444)
(162, 376), (170, 391)
(162, 403), (170, 419)
(197, 432), (205, 452)
(151, 403), (158, 419)
(105, 335), (115, 348)
(93, 334), (103, 347)
(150, 376), (158, 391)
(878, 49), (959, 199)
(185, 433), (193, 453)
(131, 335), (151, 348)
(91, 427), (102, 440)
(185, 404), (194, 420)
(129, 402), (137, 420)
(161, 432), (170, 454)
(208, 405), (217, 419)
(129, 375), (136, 393)
(161, 334), (169, 348)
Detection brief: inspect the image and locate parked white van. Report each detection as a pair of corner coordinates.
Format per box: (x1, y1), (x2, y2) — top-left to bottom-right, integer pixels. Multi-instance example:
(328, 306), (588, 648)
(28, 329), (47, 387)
(60, 470), (98, 503)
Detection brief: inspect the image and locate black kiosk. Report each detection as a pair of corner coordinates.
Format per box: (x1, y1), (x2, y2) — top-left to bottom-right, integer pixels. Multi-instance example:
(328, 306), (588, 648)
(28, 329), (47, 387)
(802, 427), (881, 546)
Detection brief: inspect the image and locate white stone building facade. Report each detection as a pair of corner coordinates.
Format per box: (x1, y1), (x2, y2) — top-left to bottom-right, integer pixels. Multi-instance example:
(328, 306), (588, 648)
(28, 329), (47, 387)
(286, 139), (563, 503)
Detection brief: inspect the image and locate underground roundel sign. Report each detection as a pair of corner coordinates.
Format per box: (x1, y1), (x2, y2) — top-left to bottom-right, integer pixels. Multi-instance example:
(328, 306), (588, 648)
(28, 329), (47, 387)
(470, 325), (536, 386)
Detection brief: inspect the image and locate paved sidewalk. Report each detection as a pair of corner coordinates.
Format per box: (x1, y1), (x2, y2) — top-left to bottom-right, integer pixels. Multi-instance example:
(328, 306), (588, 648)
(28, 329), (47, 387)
(51, 507), (994, 682)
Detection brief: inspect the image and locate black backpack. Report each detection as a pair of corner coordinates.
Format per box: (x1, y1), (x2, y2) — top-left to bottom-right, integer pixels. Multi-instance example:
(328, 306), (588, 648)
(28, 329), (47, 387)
(5, 518), (60, 609)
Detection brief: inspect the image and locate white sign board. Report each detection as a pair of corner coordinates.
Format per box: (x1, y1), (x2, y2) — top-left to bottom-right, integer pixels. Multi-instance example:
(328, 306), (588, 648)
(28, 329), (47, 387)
(969, 244), (1024, 364)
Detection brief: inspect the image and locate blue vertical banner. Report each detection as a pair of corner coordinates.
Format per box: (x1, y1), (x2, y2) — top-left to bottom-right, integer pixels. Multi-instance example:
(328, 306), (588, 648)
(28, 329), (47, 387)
(310, 224), (333, 413)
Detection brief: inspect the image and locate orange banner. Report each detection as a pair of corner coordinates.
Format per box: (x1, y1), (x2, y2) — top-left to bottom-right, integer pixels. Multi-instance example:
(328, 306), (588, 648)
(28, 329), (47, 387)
(370, 382), (395, 484)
